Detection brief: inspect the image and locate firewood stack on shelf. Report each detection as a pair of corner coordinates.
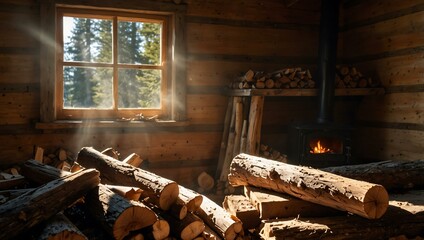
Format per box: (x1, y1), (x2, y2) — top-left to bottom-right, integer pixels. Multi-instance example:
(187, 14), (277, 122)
(230, 67), (315, 90)
(335, 64), (381, 89)
(0, 147), (244, 240)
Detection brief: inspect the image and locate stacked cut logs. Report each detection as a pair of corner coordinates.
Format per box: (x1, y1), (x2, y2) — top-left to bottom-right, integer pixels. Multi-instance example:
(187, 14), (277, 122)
(258, 144), (287, 162)
(231, 67), (315, 89)
(0, 147), (243, 240)
(335, 64), (381, 88)
(225, 153), (424, 240)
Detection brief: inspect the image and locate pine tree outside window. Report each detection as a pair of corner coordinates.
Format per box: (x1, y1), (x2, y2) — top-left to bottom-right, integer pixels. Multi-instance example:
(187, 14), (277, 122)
(53, 7), (177, 121)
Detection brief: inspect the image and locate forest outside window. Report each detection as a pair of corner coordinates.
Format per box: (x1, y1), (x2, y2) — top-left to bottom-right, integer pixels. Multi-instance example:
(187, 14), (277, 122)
(55, 7), (172, 121)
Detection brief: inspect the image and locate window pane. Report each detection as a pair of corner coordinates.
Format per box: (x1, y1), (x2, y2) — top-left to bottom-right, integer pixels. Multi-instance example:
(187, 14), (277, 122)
(118, 69), (161, 108)
(118, 20), (161, 65)
(63, 16), (112, 63)
(63, 66), (113, 108)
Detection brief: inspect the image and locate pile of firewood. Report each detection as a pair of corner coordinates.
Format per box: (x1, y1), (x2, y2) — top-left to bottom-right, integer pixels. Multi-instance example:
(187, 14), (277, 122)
(0, 147), (244, 240)
(335, 64), (381, 88)
(230, 65), (381, 90)
(224, 154), (424, 240)
(230, 68), (315, 90)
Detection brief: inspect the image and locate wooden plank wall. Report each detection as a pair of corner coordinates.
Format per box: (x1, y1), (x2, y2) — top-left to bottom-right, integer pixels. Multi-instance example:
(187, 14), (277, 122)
(0, 0), (321, 187)
(2, 0), (421, 187)
(342, 0), (424, 161)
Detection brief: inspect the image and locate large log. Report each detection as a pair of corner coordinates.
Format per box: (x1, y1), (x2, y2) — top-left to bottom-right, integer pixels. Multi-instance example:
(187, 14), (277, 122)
(228, 153), (389, 219)
(0, 169), (100, 240)
(86, 184), (158, 240)
(262, 191), (424, 239)
(323, 160), (424, 191)
(76, 147), (179, 210)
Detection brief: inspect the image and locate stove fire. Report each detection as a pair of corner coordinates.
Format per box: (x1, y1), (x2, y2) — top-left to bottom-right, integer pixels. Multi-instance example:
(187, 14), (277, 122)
(309, 137), (343, 154)
(310, 140), (331, 154)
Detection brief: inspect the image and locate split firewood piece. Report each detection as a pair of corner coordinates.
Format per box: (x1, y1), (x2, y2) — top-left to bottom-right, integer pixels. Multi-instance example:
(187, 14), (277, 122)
(244, 186), (340, 219)
(37, 212), (87, 240)
(101, 147), (120, 160)
(323, 159), (424, 191)
(86, 184), (158, 240)
(0, 168), (100, 240)
(228, 153), (389, 219)
(163, 212), (205, 240)
(197, 171), (215, 193)
(122, 153), (143, 167)
(223, 195), (260, 230)
(34, 146), (44, 162)
(179, 185), (203, 212)
(195, 195), (243, 240)
(77, 147), (179, 210)
(105, 184), (143, 201)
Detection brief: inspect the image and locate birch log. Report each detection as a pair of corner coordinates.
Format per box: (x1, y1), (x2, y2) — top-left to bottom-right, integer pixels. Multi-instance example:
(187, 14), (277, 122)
(77, 147), (179, 210)
(228, 153), (389, 219)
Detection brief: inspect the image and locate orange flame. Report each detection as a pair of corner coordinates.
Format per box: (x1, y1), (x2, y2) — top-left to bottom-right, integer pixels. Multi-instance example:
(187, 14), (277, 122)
(310, 141), (332, 154)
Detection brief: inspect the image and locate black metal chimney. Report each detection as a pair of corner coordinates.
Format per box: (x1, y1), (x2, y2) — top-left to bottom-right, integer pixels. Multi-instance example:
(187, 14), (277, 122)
(316, 0), (340, 124)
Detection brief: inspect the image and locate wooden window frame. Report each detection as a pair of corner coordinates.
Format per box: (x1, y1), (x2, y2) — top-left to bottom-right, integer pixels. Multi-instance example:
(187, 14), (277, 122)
(40, 0), (187, 123)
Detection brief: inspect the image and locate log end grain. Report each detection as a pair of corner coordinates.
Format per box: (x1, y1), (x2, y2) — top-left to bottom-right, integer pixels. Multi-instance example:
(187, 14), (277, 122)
(186, 195), (203, 212)
(159, 182), (180, 211)
(363, 185), (389, 219)
(152, 219), (170, 240)
(180, 220), (205, 240)
(113, 205), (157, 240)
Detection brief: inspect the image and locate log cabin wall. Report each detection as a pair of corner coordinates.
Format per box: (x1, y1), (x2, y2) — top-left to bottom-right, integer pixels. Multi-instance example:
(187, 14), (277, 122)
(342, 0), (424, 162)
(0, 0), (321, 187)
(0, 0), (421, 188)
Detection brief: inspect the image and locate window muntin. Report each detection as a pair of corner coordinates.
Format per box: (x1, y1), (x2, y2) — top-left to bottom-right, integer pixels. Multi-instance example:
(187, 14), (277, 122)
(56, 8), (168, 120)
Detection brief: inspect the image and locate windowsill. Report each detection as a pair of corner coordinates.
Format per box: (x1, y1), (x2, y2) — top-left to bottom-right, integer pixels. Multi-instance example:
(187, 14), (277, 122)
(35, 119), (190, 130)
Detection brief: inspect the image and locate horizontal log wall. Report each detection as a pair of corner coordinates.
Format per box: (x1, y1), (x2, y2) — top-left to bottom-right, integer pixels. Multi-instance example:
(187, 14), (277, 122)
(2, 0), (420, 185)
(342, 0), (424, 161)
(0, 0), (322, 187)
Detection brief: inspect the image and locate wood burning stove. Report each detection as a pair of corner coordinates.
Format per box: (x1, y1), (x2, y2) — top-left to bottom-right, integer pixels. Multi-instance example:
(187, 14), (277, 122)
(287, 0), (353, 168)
(288, 123), (353, 168)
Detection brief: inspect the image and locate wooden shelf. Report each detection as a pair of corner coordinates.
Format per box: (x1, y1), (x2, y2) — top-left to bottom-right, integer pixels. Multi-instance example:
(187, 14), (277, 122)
(227, 88), (385, 97)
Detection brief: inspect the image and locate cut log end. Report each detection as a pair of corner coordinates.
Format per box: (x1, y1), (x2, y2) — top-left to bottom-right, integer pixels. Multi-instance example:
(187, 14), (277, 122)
(152, 219), (170, 240)
(187, 195), (203, 212)
(159, 182), (180, 210)
(181, 221), (205, 240)
(113, 206), (157, 240)
(363, 185), (389, 219)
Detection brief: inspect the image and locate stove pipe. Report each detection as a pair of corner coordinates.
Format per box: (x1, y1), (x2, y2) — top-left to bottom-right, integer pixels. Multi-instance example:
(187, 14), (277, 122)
(316, 0), (340, 124)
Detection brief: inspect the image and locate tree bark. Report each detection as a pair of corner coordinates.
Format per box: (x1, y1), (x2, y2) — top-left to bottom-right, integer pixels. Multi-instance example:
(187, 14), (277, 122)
(76, 147), (179, 210)
(0, 169), (100, 240)
(37, 212), (87, 240)
(323, 160), (424, 191)
(228, 153), (389, 219)
(179, 185), (203, 212)
(86, 184), (158, 240)
(195, 195), (243, 240)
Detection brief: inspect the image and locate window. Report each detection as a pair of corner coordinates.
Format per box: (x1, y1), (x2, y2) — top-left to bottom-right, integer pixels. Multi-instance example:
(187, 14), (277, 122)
(57, 7), (169, 120)
(39, 2), (186, 123)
